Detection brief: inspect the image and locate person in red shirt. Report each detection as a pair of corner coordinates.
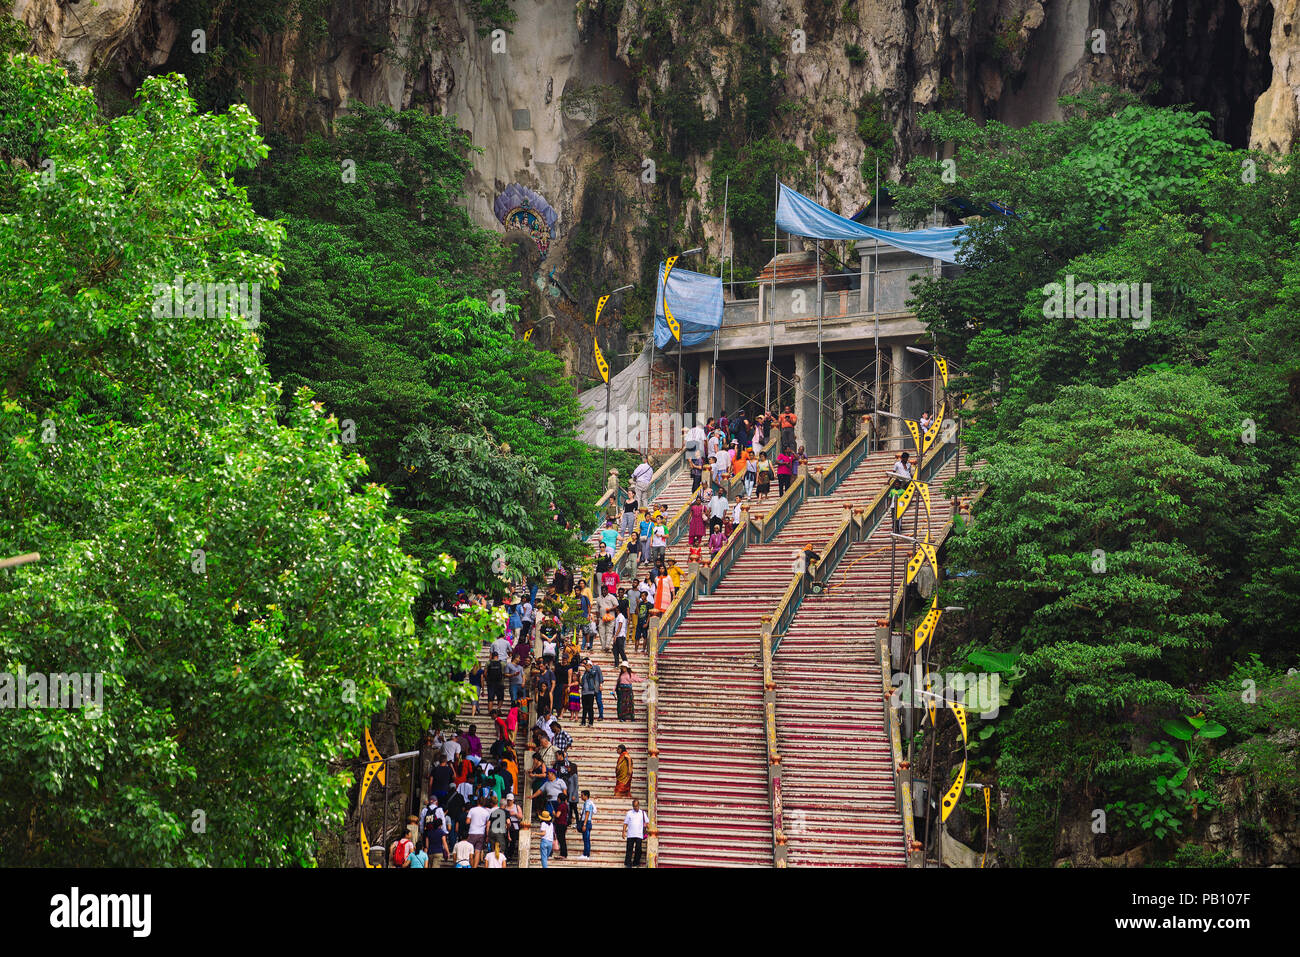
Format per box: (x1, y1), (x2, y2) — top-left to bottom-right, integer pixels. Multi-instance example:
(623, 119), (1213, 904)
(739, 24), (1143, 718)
(776, 447), (795, 497)
(452, 755), (473, 786)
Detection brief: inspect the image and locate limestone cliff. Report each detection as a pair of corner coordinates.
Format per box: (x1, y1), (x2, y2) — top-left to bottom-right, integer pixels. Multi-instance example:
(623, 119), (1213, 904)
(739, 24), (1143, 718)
(8, 0), (1295, 327)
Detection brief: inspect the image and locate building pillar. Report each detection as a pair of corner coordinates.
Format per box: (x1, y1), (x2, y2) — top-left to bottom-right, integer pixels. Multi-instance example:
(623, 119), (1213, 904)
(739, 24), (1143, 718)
(697, 353), (713, 427)
(891, 344), (908, 450)
(793, 350), (818, 455)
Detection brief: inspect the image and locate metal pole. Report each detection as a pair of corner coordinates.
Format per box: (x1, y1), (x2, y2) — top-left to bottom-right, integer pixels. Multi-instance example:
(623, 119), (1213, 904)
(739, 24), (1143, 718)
(872, 157), (881, 448)
(922, 679), (938, 865)
(714, 175), (729, 421)
(816, 159), (824, 457)
(767, 174), (777, 414)
(603, 373), (611, 475)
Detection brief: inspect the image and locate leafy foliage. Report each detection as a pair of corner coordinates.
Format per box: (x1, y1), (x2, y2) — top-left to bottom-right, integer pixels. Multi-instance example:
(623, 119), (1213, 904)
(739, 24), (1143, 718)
(0, 55), (494, 865)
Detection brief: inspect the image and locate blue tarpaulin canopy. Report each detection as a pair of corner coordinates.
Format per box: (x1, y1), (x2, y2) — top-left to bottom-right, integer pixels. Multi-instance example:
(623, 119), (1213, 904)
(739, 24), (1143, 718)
(653, 262), (723, 349)
(776, 182), (970, 264)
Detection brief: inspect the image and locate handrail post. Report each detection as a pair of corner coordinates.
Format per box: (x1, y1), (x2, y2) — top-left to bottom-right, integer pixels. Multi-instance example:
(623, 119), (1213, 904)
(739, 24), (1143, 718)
(880, 627), (922, 867)
(647, 611), (661, 868)
(518, 672), (534, 868)
(761, 615), (787, 867)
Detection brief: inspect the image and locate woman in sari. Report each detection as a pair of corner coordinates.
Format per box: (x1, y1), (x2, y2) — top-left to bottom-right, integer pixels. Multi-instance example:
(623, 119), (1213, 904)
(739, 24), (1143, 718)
(614, 744), (633, 796)
(688, 499), (705, 546)
(616, 664), (636, 721)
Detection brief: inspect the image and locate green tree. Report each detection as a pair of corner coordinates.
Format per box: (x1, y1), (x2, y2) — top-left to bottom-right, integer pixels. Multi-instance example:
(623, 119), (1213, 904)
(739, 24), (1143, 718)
(0, 55), (491, 866)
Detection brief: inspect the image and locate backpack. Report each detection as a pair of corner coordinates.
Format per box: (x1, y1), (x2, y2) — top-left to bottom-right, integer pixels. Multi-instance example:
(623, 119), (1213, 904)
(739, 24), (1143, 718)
(393, 837), (412, 867)
(486, 659), (503, 683)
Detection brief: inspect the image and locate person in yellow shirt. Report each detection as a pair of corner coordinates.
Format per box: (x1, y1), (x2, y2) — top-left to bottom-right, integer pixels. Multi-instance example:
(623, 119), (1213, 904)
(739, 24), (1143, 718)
(666, 558), (683, 588)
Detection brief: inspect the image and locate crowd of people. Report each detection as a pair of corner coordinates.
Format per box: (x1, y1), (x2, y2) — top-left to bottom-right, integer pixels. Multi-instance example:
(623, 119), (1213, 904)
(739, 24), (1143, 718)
(394, 560), (653, 868)
(384, 403), (849, 869)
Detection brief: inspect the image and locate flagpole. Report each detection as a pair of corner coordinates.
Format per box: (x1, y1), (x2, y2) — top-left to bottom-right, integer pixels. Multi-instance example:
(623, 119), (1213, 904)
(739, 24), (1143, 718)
(767, 173), (777, 416)
(873, 156), (881, 450)
(816, 158), (824, 456)
(648, 264), (660, 456)
(596, 285), (633, 475)
(714, 175), (728, 422)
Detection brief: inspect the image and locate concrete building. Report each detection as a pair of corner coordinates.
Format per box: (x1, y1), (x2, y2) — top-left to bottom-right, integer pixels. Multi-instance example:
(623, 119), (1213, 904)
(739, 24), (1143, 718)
(650, 228), (959, 455)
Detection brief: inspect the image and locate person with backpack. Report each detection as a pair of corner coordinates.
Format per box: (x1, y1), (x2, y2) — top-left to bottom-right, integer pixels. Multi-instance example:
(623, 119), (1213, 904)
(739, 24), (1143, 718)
(392, 832), (414, 869)
(487, 797), (510, 860)
(485, 652), (506, 709)
(443, 790), (467, 847)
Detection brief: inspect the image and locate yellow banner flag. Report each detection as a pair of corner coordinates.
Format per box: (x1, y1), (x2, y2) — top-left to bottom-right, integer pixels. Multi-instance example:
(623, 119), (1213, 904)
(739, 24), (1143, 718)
(906, 541), (940, 586)
(895, 481), (916, 519)
(364, 728), (385, 787)
(936, 356), (948, 388)
(662, 257), (681, 341)
(906, 419), (922, 457)
(922, 402), (946, 454)
(917, 481), (931, 522)
(941, 699), (969, 823)
(594, 336), (610, 383)
(523, 328), (533, 341)
(913, 595), (942, 652)
(594, 294), (611, 325)
(359, 820), (377, 868)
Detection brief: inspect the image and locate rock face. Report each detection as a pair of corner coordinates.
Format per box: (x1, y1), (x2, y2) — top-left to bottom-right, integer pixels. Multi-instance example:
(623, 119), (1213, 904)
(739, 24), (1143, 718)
(8, 0), (1295, 307)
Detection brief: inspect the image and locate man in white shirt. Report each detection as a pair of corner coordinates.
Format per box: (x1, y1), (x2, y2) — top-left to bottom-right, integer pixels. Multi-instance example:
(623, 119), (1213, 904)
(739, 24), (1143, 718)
(709, 491), (729, 524)
(650, 517), (668, 566)
(441, 733), (461, 764)
(453, 837), (474, 868)
(684, 423), (706, 462)
(465, 796), (493, 866)
(632, 457), (654, 506)
(623, 798), (649, 867)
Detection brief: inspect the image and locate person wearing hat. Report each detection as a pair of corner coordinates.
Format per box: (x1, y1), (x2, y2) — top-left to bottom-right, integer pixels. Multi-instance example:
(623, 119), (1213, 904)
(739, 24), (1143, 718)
(537, 810), (555, 868)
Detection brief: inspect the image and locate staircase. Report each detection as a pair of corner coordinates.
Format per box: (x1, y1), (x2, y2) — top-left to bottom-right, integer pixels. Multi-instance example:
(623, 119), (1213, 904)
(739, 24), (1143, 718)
(653, 449), (900, 866)
(525, 641), (651, 867)
(773, 450), (962, 866)
(588, 463), (696, 558)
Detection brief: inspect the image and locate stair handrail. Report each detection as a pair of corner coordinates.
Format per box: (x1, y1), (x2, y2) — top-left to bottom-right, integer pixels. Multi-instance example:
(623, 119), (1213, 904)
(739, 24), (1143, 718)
(885, 440), (965, 623)
(517, 666), (535, 867)
(812, 420), (873, 497)
(647, 611), (661, 868)
(760, 615), (787, 867)
(879, 626), (920, 867)
(768, 500), (861, 655)
(644, 444), (688, 504)
(758, 473), (807, 543)
(655, 507), (757, 648)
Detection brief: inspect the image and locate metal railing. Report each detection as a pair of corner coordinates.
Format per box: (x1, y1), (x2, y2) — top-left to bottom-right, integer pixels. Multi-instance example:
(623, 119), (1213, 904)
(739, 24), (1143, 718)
(880, 628), (920, 867)
(813, 425), (873, 497)
(759, 474), (807, 543)
(760, 617), (786, 867)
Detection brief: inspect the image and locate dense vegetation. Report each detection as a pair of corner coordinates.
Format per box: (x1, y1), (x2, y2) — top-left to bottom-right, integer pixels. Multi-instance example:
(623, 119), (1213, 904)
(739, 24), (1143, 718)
(0, 49), (597, 865)
(893, 89), (1300, 865)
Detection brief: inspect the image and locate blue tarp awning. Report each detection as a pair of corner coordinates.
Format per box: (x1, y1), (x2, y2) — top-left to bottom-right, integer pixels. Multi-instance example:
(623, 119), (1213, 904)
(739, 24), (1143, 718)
(654, 262), (723, 348)
(776, 182), (970, 264)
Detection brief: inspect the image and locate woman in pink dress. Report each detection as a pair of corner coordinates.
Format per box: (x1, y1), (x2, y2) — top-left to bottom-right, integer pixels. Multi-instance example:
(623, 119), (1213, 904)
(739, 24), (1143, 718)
(688, 500), (706, 546)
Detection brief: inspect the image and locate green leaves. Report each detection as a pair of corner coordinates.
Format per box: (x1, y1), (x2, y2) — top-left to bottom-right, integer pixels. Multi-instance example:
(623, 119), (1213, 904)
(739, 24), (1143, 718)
(0, 56), (484, 866)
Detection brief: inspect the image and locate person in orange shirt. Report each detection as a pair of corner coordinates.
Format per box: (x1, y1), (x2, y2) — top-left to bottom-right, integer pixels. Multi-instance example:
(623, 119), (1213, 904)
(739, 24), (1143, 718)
(779, 406), (798, 450)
